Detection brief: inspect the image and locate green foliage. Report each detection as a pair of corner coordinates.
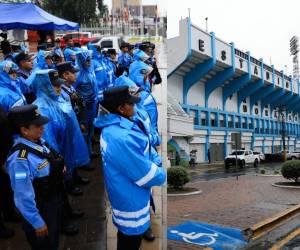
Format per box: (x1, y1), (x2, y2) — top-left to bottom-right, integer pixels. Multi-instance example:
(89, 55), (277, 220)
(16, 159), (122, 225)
(167, 167), (190, 190)
(42, 0), (98, 25)
(281, 160), (300, 182)
(274, 170), (280, 175)
(179, 159), (189, 168)
(167, 143), (176, 166)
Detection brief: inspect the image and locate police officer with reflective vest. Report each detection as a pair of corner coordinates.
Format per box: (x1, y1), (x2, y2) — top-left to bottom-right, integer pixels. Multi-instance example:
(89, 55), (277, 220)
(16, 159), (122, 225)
(94, 86), (166, 250)
(6, 104), (64, 250)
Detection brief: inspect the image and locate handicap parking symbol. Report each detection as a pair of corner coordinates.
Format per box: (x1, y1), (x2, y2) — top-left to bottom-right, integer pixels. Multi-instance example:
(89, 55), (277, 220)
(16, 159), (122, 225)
(169, 230), (218, 246)
(168, 221), (247, 250)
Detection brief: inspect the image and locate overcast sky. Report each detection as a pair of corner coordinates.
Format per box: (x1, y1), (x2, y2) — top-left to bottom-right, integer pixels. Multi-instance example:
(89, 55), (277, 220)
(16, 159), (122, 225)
(168, 0), (300, 74)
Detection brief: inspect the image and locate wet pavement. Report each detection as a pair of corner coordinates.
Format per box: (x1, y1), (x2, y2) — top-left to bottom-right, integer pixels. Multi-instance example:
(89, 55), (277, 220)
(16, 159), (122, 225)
(0, 155), (106, 250)
(167, 163), (300, 249)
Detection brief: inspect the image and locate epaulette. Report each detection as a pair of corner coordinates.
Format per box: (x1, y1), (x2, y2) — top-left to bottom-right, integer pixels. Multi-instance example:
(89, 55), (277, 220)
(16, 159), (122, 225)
(17, 149), (28, 160)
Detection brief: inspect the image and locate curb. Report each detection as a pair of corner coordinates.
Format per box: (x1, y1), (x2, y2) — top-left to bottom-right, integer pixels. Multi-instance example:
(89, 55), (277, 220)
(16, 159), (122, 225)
(167, 190), (202, 197)
(253, 174), (282, 177)
(272, 183), (300, 189)
(244, 203), (300, 241)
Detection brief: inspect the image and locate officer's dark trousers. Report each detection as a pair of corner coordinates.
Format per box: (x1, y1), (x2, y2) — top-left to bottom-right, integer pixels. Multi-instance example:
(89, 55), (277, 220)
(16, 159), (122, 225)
(0, 167), (15, 217)
(22, 194), (62, 250)
(117, 230), (142, 250)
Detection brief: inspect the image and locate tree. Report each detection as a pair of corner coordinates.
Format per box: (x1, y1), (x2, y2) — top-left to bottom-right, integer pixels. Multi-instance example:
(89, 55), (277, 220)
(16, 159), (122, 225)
(42, 0), (97, 25)
(96, 0), (108, 17)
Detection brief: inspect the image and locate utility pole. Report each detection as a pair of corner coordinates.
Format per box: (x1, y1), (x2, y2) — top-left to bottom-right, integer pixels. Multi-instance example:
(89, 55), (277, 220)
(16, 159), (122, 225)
(140, 0), (144, 36)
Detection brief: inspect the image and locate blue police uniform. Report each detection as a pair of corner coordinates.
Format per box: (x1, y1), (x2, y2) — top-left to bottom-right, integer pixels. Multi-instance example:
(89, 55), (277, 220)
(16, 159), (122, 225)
(6, 137), (52, 229)
(140, 91), (160, 146)
(118, 51), (132, 69)
(75, 50), (98, 156)
(94, 86), (166, 239)
(129, 60), (152, 93)
(87, 44), (115, 92)
(33, 50), (52, 71)
(114, 74), (161, 146)
(31, 70), (89, 178)
(64, 47), (77, 67)
(95, 113), (165, 235)
(0, 61), (26, 112)
(5, 104), (64, 250)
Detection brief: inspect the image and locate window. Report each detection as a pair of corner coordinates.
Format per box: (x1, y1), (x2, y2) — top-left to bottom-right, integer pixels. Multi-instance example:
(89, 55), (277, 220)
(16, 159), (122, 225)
(220, 120), (225, 127)
(101, 40), (113, 48)
(201, 118), (206, 126)
(243, 105), (247, 112)
(265, 110), (269, 116)
(211, 119), (216, 127)
(255, 108), (259, 115)
(286, 82), (289, 89)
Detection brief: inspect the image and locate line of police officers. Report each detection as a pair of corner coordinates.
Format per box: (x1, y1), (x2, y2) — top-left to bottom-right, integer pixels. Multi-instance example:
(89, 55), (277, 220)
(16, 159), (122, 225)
(0, 36), (165, 250)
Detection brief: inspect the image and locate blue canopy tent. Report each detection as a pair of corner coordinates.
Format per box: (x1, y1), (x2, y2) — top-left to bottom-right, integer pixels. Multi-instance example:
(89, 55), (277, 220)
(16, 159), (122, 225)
(0, 3), (79, 30)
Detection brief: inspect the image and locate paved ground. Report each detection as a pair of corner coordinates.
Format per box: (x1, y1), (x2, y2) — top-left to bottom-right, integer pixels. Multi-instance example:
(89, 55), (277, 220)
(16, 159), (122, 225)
(167, 163), (300, 249)
(0, 155), (106, 250)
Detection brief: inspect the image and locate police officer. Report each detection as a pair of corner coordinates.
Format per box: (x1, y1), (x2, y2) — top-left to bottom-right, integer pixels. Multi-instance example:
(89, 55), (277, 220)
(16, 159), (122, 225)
(0, 60), (26, 112)
(6, 104), (64, 250)
(57, 62), (85, 128)
(14, 52), (36, 104)
(57, 62), (94, 173)
(117, 42), (132, 75)
(94, 86), (166, 250)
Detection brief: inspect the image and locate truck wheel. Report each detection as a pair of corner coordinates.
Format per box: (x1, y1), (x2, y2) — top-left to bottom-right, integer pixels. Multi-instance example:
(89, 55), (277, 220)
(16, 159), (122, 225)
(254, 159), (259, 168)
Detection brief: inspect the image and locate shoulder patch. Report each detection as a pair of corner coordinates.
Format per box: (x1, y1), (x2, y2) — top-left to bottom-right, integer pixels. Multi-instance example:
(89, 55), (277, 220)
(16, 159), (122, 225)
(37, 160), (49, 170)
(17, 149), (28, 160)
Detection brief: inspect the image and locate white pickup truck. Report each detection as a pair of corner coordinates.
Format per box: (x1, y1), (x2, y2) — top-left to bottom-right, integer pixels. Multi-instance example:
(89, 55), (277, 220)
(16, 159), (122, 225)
(279, 150), (300, 160)
(224, 150), (260, 169)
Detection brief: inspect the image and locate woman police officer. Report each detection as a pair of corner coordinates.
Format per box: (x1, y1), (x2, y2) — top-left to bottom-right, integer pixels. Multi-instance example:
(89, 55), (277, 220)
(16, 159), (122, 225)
(6, 104), (64, 250)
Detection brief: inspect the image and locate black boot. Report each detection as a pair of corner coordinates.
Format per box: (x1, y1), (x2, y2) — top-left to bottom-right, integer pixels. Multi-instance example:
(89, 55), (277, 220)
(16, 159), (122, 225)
(142, 227), (155, 242)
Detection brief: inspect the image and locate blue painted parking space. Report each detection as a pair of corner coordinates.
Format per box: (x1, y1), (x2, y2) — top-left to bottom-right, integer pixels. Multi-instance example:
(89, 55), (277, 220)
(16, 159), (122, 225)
(167, 221), (248, 249)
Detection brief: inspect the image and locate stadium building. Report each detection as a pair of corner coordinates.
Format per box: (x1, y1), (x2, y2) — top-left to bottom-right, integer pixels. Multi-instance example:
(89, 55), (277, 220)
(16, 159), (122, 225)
(168, 18), (300, 163)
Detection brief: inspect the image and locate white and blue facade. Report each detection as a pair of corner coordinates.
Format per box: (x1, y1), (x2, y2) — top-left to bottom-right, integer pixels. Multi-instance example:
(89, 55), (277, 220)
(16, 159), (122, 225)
(168, 18), (300, 163)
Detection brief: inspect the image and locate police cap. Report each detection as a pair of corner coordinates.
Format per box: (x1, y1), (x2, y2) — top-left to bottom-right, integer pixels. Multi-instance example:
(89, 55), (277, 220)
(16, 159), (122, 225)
(102, 86), (141, 108)
(8, 104), (49, 128)
(14, 52), (33, 65)
(56, 62), (79, 75)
